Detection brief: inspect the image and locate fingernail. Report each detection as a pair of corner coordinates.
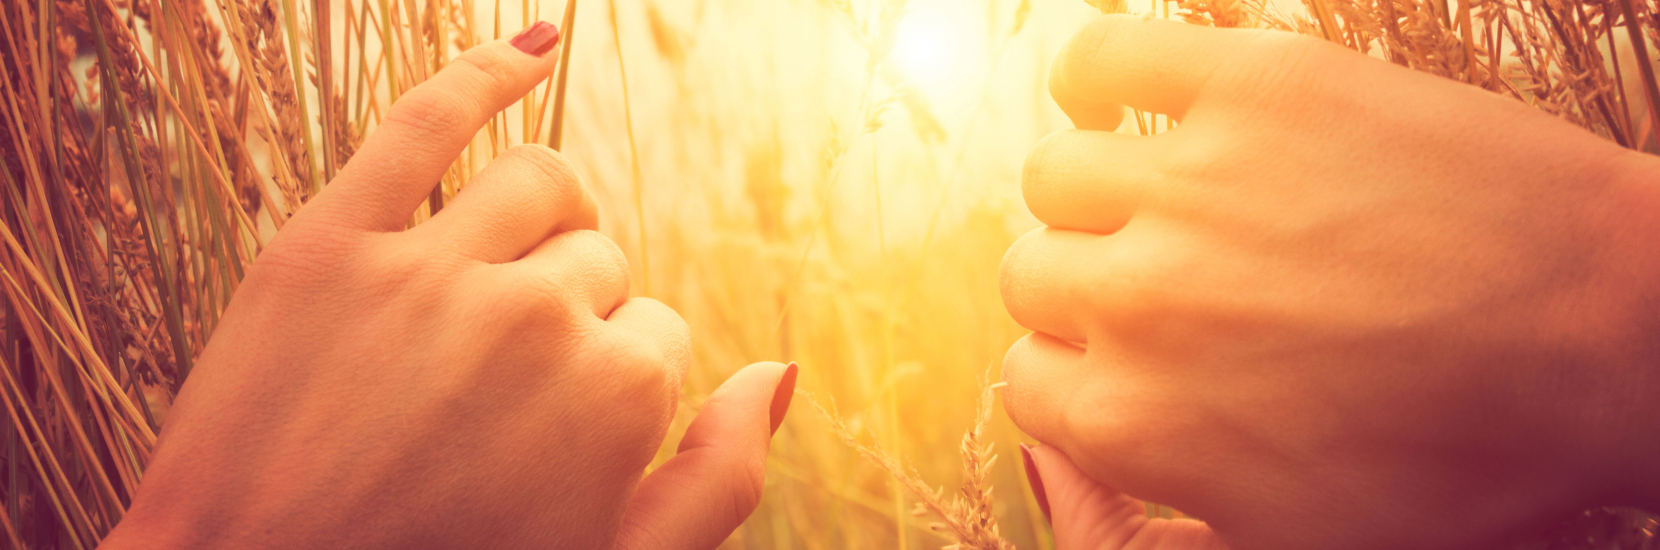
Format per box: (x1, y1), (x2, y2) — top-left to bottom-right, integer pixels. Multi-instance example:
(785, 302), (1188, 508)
(769, 362), (799, 435)
(1020, 443), (1052, 523)
(510, 21), (561, 56)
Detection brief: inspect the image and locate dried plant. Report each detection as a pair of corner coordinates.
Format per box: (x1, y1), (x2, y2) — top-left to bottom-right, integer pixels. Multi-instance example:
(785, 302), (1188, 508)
(240, 0), (315, 209)
(807, 377), (1017, 550)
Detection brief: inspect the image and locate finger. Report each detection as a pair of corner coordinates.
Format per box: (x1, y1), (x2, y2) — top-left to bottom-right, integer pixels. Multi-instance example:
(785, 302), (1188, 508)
(1002, 332), (1097, 449)
(1000, 227), (1118, 344)
(605, 298), (693, 392)
(1005, 333), (1207, 536)
(1023, 129), (1161, 234)
(418, 144), (599, 262)
(614, 362), (799, 550)
(306, 23), (563, 231)
(511, 230), (631, 320)
(1048, 63), (1124, 131)
(1024, 445), (1227, 550)
(1024, 443), (1146, 549)
(1049, 14), (1262, 122)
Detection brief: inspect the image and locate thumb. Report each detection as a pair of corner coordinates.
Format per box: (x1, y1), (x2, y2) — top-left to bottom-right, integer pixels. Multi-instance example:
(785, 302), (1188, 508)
(614, 361), (798, 550)
(1022, 444), (1228, 550)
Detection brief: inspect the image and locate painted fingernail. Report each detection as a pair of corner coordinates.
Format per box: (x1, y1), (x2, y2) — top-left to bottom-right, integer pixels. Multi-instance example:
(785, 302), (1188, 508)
(1020, 444), (1052, 523)
(510, 21), (561, 56)
(769, 362), (799, 435)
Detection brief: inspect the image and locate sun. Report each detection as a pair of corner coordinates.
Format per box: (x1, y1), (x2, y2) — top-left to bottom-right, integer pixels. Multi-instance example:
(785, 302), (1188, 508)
(890, 5), (976, 98)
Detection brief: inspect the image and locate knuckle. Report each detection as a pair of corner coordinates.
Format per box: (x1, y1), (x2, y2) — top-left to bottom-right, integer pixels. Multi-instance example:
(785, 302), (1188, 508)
(500, 144), (583, 198)
(1064, 374), (1155, 453)
(1218, 30), (1330, 102)
(252, 231), (453, 300)
(502, 143), (577, 181)
(383, 88), (473, 140)
(259, 226), (354, 269)
(448, 47), (518, 91)
(579, 230), (632, 278)
(498, 232), (631, 319)
(1021, 131), (1069, 195)
(371, 239), (462, 277)
(1065, 16), (1117, 69)
(998, 338), (1041, 415)
(627, 297), (691, 342)
(1092, 262), (1194, 350)
(1095, 265), (1167, 322)
(1074, 404), (1150, 460)
(507, 281), (584, 324)
(998, 229), (1040, 305)
(544, 230), (630, 279)
(626, 298), (691, 380)
(248, 238), (356, 292)
(372, 244), (464, 294)
(480, 267), (584, 327)
(601, 330), (675, 397)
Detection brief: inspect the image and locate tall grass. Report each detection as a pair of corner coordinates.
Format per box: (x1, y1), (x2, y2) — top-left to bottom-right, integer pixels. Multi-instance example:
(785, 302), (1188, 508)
(0, 0), (1656, 548)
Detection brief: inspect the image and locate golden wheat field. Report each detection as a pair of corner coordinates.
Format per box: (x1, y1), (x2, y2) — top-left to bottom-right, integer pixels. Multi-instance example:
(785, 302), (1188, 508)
(1, 0), (1658, 546)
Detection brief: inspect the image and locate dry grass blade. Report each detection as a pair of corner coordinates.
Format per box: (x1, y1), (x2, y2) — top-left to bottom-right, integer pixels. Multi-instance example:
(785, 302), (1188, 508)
(546, 0), (576, 150)
(251, 0), (317, 209)
(607, 0), (648, 296)
(1614, 0), (1660, 144)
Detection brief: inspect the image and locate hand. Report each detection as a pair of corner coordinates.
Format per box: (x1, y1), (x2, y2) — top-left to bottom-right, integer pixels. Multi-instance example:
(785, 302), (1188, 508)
(99, 25), (795, 550)
(1001, 14), (1660, 550)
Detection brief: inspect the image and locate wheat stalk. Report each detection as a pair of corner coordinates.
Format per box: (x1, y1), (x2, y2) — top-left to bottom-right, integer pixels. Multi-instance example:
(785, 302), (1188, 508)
(807, 375), (1017, 550)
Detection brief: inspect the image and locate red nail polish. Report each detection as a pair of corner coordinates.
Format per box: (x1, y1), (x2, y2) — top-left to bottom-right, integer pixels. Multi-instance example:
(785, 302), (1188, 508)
(510, 21), (561, 56)
(769, 362), (799, 435)
(1020, 444), (1052, 523)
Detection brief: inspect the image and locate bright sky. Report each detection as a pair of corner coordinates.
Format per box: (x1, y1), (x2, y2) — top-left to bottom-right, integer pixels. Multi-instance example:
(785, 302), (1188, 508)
(891, 2), (979, 98)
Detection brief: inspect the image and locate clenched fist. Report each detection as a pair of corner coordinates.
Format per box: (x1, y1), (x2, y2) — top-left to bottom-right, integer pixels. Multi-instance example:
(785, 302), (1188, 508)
(1003, 14), (1660, 550)
(100, 23), (796, 550)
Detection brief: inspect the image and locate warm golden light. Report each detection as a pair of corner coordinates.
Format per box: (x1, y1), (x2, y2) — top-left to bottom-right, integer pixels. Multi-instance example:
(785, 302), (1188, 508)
(892, 5), (976, 98)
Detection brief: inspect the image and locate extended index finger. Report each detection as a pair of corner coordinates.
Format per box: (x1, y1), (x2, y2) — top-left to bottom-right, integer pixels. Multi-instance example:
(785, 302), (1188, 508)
(305, 22), (563, 231)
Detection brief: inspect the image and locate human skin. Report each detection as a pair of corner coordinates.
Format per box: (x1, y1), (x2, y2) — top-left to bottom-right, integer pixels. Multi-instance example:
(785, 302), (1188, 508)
(1001, 14), (1660, 550)
(97, 24), (796, 550)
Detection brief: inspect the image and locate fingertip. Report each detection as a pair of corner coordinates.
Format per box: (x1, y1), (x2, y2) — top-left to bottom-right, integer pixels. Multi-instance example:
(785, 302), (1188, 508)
(1020, 443), (1053, 523)
(677, 361), (789, 453)
(1026, 445), (1104, 515)
(1048, 19), (1128, 131)
(508, 21), (562, 57)
(317, 26), (566, 231)
(769, 362), (798, 435)
(618, 363), (789, 549)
